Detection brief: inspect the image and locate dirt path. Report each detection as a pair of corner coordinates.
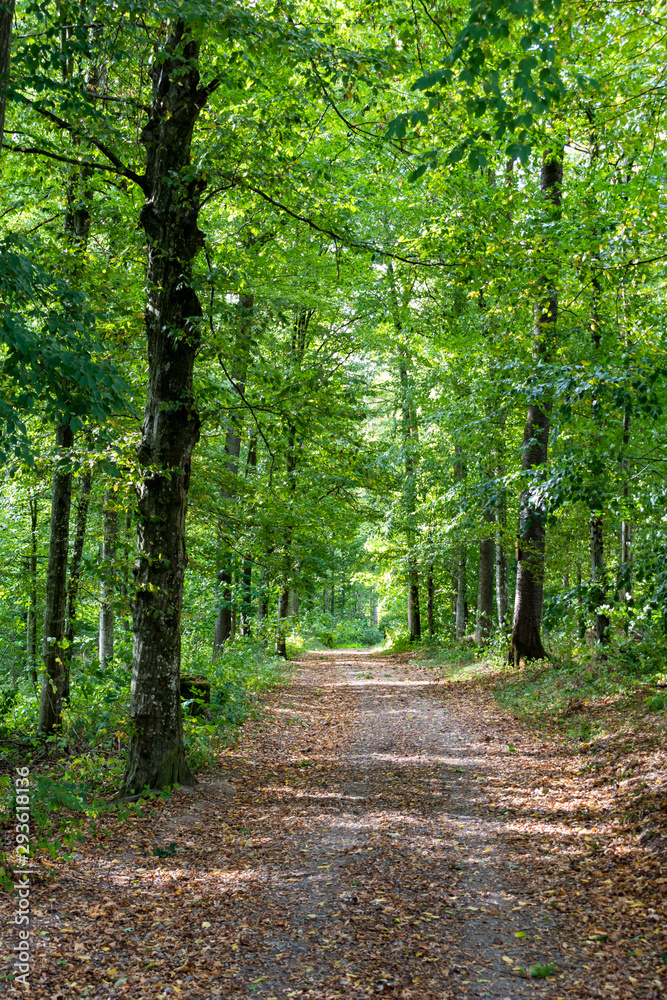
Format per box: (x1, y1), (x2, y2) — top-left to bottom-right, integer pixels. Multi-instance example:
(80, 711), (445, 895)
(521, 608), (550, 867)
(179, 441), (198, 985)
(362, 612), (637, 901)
(5, 650), (665, 999)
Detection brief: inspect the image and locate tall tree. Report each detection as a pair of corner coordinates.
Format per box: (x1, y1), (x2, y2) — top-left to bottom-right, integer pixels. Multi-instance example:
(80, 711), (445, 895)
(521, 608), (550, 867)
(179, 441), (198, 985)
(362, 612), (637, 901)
(123, 20), (213, 793)
(510, 148), (562, 664)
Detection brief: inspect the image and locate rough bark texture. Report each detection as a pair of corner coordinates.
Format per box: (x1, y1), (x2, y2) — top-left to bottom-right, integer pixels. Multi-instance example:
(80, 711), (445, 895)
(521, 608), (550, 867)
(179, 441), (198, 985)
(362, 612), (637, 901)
(123, 21), (209, 794)
(63, 469), (92, 700)
(476, 525), (495, 645)
(0, 0), (15, 154)
(26, 496), (38, 683)
(510, 150), (562, 664)
(38, 424), (74, 732)
(99, 489), (118, 666)
(590, 515), (610, 645)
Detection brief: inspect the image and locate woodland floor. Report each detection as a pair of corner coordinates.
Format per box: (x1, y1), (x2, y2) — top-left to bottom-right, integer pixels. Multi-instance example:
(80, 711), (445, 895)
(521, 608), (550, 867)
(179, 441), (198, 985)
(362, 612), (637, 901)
(1, 649), (666, 999)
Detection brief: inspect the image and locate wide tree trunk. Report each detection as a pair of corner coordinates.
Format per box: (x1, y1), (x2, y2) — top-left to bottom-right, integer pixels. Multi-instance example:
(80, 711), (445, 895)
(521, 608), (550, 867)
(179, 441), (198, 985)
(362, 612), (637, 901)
(590, 515), (610, 645)
(510, 149), (562, 664)
(476, 525), (495, 646)
(123, 21), (210, 794)
(0, 0), (15, 154)
(38, 424), (74, 732)
(99, 490), (117, 665)
(27, 496), (38, 684)
(63, 469), (92, 700)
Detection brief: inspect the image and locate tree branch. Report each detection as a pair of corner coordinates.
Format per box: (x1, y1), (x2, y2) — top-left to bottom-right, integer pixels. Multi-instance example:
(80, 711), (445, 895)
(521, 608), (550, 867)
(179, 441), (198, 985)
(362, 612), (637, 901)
(27, 101), (146, 190)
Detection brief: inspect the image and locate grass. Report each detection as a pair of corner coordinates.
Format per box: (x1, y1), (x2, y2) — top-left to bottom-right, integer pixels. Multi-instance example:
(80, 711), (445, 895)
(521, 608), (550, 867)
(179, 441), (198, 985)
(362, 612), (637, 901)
(424, 635), (667, 744)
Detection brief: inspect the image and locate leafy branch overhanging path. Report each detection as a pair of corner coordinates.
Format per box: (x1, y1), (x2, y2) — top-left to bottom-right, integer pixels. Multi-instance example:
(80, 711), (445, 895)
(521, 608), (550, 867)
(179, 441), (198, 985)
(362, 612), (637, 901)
(3, 650), (665, 999)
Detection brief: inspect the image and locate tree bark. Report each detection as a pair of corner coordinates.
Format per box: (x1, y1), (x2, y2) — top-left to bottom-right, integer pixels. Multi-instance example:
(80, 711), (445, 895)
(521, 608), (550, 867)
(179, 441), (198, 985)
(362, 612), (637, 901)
(123, 21), (209, 794)
(510, 149), (562, 664)
(27, 496), (38, 684)
(99, 489), (117, 666)
(0, 0), (15, 154)
(476, 521), (495, 646)
(63, 469), (92, 700)
(38, 424), (74, 732)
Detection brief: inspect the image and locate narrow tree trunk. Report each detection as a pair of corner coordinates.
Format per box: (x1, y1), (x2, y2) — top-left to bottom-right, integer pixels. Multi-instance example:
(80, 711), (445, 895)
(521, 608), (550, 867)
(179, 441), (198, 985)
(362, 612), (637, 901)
(276, 587), (289, 657)
(476, 527), (495, 646)
(123, 21), (209, 794)
(590, 515), (609, 646)
(323, 587), (329, 613)
(370, 593), (378, 626)
(99, 489), (117, 666)
(408, 565), (421, 642)
(427, 565), (434, 640)
(289, 589), (299, 617)
(510, 149), (562, 664)
(456, 548), (467, 638)
(38, 424), (74, 731)
(63, 469), (92, 700)
(213, 295), (253, 654)
(0, 0), (16, 154)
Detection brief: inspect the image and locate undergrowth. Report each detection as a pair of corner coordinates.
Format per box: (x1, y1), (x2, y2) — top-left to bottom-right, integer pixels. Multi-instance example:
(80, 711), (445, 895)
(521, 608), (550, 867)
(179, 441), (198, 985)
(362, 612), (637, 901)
(0, 637), (290, 874)
(425, 632), (667, 745)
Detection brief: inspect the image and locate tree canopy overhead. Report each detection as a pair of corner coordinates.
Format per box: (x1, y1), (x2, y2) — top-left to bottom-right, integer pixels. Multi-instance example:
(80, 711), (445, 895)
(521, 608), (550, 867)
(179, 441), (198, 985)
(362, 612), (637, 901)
(0, 0), (665, 794)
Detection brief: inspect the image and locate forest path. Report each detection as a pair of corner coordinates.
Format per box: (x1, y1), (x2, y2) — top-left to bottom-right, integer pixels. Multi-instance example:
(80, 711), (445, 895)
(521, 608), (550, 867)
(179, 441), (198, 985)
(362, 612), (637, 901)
(18, 649), (663, 999)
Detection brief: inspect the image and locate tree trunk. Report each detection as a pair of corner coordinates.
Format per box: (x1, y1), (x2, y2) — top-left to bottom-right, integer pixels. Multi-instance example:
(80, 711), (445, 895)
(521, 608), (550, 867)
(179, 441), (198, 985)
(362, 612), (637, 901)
(123, 21), (209, 794)
(99, 489), (118, 666)
(426, 565), (434, 640)
(323, 587), (329, 613)
(38, 424), (74, 732)
(289, 589), (299, 617)
(455, 547), (467, 638)
(590, 515), (610, 646)
(63, 469), (92, 700)
(275, 586), (289, 657)
(370, 592), (378, 626)
(0, 0), (15, 154)
(510, 149), (562, 664)
(408, 566), (421, 642)
(476, 526), (495, 646)
(213, 293), (254, 654)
